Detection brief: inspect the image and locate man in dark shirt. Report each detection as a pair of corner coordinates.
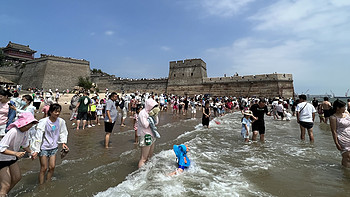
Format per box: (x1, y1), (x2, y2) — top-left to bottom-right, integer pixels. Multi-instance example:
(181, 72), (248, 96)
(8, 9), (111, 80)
(312, 98), (318, 109)
(250, 99), (271, 142)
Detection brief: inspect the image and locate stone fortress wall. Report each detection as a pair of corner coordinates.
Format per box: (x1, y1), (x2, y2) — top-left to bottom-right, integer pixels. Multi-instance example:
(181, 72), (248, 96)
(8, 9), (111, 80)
(19, 54), (90, 90)
(1, 40), (294, 98)
(92, 58), (295, 98)
(0, 66), (19, 83)
(91, 74), (168, 94)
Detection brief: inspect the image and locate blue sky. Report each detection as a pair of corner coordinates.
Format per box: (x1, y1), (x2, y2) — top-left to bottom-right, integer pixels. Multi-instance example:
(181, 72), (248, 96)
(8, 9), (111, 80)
(1, 0), (350, 96)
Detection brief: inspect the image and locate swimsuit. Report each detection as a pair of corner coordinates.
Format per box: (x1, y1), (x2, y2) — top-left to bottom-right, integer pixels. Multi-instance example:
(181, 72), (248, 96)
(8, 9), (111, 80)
(336, 114), (350, 153)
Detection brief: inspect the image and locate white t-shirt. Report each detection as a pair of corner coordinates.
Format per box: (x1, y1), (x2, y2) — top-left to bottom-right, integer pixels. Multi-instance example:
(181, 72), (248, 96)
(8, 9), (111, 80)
(276, 104), (284, 113)
(296, 102), (316, 122)
(0, 127), (29, 161)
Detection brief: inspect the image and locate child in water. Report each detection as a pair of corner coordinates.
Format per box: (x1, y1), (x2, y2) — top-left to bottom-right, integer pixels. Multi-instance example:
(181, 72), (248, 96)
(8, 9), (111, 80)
(169, 144), (190, 176)
(241, 110), (257, 142)
(96, 100), (104, 125)
(31, 104), (69, 184)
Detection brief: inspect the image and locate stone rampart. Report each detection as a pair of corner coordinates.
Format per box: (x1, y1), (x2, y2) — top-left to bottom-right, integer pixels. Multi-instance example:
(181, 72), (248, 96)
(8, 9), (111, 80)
(19, 55), (90, 90)
(92, 59), (294, 98)
(168, 58), (207, 86)
(0, 66), (19, 83)
(91, 74), (167, 94)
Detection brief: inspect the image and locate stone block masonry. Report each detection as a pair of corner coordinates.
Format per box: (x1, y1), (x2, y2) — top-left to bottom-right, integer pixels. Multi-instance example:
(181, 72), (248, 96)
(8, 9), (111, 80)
(19, 55), (90, 90)
(92, 58), (294, 98)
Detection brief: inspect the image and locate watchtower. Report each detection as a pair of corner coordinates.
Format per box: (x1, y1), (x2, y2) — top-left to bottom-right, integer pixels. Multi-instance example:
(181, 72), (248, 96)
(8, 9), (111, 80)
(167, 58), (207, 86)
(2, 41), (36, 62)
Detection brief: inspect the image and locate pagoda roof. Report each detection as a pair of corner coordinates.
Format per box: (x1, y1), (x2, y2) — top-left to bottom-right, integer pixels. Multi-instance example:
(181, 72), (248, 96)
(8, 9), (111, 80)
(3, 41), (36, 53)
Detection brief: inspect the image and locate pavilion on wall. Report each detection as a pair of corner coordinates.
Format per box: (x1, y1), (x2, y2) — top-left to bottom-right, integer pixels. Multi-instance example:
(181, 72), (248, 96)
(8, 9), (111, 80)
(1, 41), (36, 63)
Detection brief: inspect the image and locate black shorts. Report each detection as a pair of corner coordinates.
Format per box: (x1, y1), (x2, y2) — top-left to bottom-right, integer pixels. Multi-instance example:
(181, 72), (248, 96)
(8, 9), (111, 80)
(131, 107), (136, 112)
(252, 120), (265, 135)
(323, 110), (331, 118)
(299, 121), (314, 129)
(33, 102), (41, 110)
(88, 112), (96, 120)
(277, 111), (284, 118)
(0, 160), (17, 170)
(105, 122), (115, 133)
(77, 112), (88, 120)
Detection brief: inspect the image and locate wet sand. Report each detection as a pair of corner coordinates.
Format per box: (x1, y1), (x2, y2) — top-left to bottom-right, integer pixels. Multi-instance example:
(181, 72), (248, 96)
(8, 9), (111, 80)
(13, 94), (205, 196)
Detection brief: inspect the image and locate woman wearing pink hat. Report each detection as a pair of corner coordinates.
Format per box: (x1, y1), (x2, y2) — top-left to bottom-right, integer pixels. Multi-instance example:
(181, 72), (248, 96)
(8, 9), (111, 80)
(0, 112), (38, 196)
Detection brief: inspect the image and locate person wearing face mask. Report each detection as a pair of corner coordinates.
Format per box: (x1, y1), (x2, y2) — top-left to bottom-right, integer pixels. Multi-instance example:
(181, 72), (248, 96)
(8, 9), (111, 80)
(9, 95), (37, 146)
(9, 95), (35, 116)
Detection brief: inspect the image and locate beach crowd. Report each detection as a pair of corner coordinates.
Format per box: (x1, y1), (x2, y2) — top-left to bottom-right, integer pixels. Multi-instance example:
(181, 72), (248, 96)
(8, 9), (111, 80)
(1, 86), (350, 195)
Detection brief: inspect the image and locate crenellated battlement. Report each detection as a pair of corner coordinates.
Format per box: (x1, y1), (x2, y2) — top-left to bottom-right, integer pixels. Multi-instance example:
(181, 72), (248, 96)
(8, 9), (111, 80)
(25, 54), (89, 65)
(203, 73), (293, 83)
(169, 58), (206, 69)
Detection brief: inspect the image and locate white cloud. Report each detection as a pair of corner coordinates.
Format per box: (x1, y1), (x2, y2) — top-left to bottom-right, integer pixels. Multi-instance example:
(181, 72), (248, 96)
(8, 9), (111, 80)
(105, 31), (115, 36)
(205, 38), (314, 75)
(249, 0), (350, 40)
(198, 0), (255, 17)
(160, 46), (171, 51)
(90, 32), (96, 36)
(204, 0), (350, 95)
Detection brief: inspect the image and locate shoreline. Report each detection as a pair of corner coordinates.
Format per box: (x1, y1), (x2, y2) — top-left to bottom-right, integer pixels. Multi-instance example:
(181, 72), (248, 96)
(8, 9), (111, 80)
(15, 94), (207, 196)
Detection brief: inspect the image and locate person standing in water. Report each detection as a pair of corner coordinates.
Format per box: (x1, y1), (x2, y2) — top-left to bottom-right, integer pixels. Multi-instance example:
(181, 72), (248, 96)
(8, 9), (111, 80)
(321, 97), (332, 124)
(296, 94), (316, 142)
(0, 112), (38, 195)
(329, 100), (350, 167)
(138, 99), (159, 168)
(250, 99), (271, 142)
(104, 92), (118, 149)
(241, 110), (257, 142)
(202, 101), (211, 128)
(31, 104), (69, 184)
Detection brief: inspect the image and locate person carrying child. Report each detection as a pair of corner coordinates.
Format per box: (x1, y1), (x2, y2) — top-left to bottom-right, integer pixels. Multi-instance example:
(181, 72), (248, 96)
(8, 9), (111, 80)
(0, 112), (38, 196)
(148, 105), (161, 139)
(169, 144), (190, 176)
(138, 99), (159, 168)
(241, 110), (257, 142)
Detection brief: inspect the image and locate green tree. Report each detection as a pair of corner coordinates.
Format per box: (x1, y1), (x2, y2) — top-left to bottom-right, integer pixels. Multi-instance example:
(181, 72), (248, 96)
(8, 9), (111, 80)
(78, 76), (93, 90)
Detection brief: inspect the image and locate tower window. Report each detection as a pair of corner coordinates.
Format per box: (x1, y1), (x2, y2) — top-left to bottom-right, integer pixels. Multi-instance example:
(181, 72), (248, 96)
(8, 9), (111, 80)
(174, 74), (176, 77)
(191, 73), (193, 76)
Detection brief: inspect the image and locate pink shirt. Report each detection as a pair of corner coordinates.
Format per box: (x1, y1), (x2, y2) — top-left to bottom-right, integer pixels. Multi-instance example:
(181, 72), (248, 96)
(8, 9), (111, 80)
(0, 101), (9, 126)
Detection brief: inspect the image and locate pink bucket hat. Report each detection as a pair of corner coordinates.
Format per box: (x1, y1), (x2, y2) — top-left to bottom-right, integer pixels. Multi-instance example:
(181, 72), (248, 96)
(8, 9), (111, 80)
(7, 112), (38, 130)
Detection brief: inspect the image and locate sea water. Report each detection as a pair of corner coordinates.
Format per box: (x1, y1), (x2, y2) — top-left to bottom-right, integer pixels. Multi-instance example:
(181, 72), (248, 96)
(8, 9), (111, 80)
(94, 112), (350, 197)
(13, 112), (350, 196)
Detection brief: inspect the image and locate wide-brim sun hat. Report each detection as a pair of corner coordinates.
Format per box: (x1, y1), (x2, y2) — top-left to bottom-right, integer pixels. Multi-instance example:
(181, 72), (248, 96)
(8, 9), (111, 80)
(7, 112), (38, 130)
(243, 110), (253, 116)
